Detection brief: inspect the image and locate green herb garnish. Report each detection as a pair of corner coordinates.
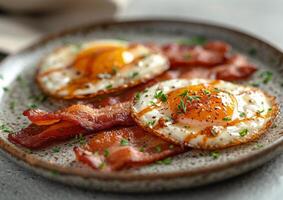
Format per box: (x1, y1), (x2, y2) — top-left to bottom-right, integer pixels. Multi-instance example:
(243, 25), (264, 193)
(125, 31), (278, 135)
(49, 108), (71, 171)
(120, 138), (129, 146)
(239, 129), (248, 137)
(154, 90), (167, 102)
(203, 89), (211, 95)
(74, 134), (87, 145)
(149, 100), (157, 106)
(178, 36), (207, 46)
(147, 120), (156, 127)
(135, 92), (141, 101)
(248, 48), (257, 56)
(104, 149), (110, 157)
(155, 145), (162, 153)
(177, 98), (187, 113)
(106, 84), (112, 89)
(156, 157), (172, 165)
(3, 87), (9, 92)
(260, 71), (273, 84)
(210, 151), (220, 159)
(52, 147), (60, 153)
(0, 124), (12, 133)
(130, 72), (139, 78)
(222, 117), (231, 121)
(239, 112), (246, 117)
(9, 101), (16, 111)
(28, 103), (38, 109)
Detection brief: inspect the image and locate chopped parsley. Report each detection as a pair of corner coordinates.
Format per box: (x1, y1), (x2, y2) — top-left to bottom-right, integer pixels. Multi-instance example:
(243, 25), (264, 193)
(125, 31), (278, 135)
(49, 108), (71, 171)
(154, 90), (167, 102)
(74, 134), (87, 145)
(183, 125), (190, 129)
(239, 129), (248, 137)
(239, 112), (246, 117)
(268, 108), (272, 112)
(134, 92), (141, 101)
(222, 117), (231, 121)
(105, 84), (112, 89)
(98, 162), (106, 170)
(214, 88), (221, 93)
(177, 99), (187, 113)
(9, 101), (16, 111)
(149, 100), (157, 106)
(3, 87), (9, 92)
(120, 138), (129, 146)
(52, 147), (60, 153)
(147, 120), (156, 127)
(155, 145), (162, 153)
(256, 143), (264, 149)
(248, 48), (257, 56)
(139, 147), (145, 152)
(28, 103), (38, 109)
(210, 151), (220, 159)
(0, 124), (12, 133)
(260, 71), (273, 84)
(130, 72), (139, 78)
(112, 67), (118, 75)
(178, 36), (207, 46)
(250, 82), (260, 87)
(179, 89), (189, 98)
(29, 94), (48, 103)
(257, 109), (264, 114)
(104, 149), (110, 157)
(203, 89), (211, 95)
(156, 157), (172, 165)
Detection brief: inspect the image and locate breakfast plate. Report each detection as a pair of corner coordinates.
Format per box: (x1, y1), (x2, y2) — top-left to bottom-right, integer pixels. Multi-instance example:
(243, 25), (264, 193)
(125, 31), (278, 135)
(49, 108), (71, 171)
(0, 19), (282, 192)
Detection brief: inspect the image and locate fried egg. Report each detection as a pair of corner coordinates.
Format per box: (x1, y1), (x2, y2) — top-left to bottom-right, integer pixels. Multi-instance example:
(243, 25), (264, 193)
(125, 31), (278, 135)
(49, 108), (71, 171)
(37, 40), (169, 99)
(131, 79), (278, 149)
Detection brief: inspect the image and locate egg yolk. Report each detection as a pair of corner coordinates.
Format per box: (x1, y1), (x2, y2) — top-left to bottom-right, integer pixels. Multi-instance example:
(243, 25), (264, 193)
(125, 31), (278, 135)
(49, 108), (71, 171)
(73, 45), (134, 77)
(167, 84), (237, 126)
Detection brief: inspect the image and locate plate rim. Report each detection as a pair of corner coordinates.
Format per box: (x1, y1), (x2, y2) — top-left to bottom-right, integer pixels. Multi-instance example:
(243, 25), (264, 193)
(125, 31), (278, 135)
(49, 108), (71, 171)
(0, 18), (283, 182)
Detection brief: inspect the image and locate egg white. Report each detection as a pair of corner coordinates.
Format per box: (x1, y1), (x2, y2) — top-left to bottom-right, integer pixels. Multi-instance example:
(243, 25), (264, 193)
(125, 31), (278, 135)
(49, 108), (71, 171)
(37, 40), (169, 99)
(132, 79), (278, 149)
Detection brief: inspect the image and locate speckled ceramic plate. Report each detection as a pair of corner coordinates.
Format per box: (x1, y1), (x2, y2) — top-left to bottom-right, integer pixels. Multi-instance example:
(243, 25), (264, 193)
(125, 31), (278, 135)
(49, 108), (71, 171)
(0, 19), (282, 192)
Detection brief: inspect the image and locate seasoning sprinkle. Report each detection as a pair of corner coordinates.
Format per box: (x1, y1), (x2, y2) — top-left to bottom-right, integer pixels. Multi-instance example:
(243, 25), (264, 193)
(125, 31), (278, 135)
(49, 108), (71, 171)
(210, 151), (220, 159)
(120, 138), (129, 146)
(239, 129), (248, 137)
(222, 117), (231, 121)
(154, 90), (167, 102)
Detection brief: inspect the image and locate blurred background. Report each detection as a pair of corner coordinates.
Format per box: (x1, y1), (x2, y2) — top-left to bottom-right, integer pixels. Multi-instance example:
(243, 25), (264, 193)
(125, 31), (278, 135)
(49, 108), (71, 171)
(0, 0), (283, 54)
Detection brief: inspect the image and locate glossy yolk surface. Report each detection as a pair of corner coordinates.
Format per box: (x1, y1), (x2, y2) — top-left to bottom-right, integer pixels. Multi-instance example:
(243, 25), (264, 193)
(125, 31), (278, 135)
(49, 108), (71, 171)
(73, 45), (134, 77)
(167, 84), (236, 126)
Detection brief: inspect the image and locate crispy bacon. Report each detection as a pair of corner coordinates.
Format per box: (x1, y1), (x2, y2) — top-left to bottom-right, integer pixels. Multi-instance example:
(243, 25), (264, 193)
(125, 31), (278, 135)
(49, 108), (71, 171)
(74, 126), (184, 171)
(8, 122), (86, 149)
(147, 41), (229, 68)
(23, 102), (133, 130)
(212, 55), (257, 80)
(8, 102), (135, 149)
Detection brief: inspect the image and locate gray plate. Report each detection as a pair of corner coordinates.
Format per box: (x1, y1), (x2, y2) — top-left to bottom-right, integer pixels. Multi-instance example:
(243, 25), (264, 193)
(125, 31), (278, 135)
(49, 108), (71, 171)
(0, 19), (282, 192)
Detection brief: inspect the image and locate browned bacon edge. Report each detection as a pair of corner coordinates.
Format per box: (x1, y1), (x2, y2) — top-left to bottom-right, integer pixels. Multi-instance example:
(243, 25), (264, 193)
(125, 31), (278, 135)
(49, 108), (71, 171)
(8, 102), (134, 149)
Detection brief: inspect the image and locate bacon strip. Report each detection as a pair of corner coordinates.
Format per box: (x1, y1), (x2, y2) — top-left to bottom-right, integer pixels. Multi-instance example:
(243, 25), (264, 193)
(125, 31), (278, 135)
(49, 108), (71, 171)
(23, 102), (133, 130)
(8, 122), (86, 149)
(74, 126), (184, 171)
(8, 102), (135, 149)
(212, 54), (257, 80)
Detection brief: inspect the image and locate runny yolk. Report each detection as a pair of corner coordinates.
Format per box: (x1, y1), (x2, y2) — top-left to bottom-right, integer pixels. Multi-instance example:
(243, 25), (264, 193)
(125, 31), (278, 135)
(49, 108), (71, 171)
(167, 84), (237, 125)
(73, 45), (134, 77)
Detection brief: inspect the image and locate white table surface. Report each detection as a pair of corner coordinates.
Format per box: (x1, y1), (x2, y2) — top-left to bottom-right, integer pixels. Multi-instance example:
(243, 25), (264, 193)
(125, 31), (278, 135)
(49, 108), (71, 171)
(0, 1), (282, 199)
